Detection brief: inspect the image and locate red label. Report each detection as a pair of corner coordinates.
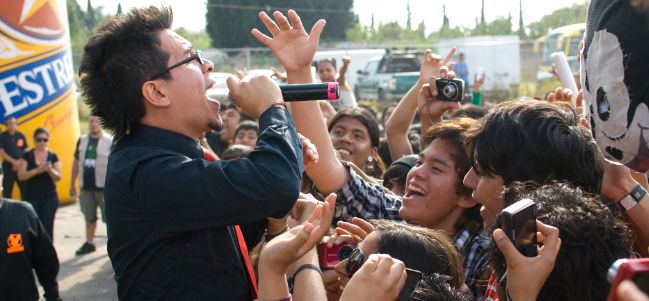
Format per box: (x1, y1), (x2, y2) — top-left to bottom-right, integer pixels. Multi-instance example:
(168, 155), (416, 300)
(16, 139), (23, 147)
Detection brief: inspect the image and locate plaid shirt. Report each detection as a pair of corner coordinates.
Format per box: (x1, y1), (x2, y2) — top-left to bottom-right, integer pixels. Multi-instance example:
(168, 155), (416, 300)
(453, 228), (491, 301)
(313, 164), (402, 225)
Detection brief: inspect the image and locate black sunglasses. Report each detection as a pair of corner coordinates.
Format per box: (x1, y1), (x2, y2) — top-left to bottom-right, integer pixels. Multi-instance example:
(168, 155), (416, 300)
(35, 138), (49, 142)
(150, 49), (203, 80)
(344, 247), (365, 277)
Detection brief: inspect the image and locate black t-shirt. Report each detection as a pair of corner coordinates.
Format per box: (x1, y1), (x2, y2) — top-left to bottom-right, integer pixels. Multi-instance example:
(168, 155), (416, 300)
(74, 138), (100, 191)
(0, 131), (28, 163)
(205, 130), (229, 158)
(21, 150), (59, 201)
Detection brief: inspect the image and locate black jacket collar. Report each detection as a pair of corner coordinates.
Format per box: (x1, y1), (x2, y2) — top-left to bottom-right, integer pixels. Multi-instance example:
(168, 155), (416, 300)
(129, 124), (204, 160)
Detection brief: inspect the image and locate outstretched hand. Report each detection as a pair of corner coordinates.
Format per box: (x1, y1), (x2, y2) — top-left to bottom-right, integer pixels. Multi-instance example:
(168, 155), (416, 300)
(418, 47), (457, 85)
(298, 133), (319, 171)
(253, 10), (325, 74)
(259, 193), (335, 276)
(493, 220), (561, 301)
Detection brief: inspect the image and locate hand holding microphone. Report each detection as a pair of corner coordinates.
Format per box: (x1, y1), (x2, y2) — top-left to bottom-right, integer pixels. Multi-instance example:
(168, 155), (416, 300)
(228, 82), (340, 108)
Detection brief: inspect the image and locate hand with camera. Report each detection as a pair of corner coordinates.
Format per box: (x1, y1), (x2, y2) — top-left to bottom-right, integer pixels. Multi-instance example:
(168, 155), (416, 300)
(417, 70), (462, 129)
(325, 217), (375, 248)
(226, 75), (283, 119)
(493, 220), (561, 301)
(339, 254), (407, 301)
(418, 48), (457, 85)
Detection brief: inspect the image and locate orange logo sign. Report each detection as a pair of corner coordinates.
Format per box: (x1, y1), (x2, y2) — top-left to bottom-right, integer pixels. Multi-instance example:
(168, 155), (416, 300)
(16, 138), (23, 147)
(7, 233), (24, 253)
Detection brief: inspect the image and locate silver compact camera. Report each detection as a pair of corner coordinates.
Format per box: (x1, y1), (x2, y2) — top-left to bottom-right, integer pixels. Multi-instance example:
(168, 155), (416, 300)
(435, 78), (465, 102)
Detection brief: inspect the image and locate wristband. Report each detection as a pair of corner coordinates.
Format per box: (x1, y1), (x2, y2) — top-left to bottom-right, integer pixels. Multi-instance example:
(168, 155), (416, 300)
(265, 225), (289, 242)
(618, 184), (647, 211)
(287, 264), (322, 294)
(270, 100), (288, 111)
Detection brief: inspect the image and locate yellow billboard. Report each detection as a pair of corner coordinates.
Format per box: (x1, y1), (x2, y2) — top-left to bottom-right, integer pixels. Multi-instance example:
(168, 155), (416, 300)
(0, 0), (80, 203)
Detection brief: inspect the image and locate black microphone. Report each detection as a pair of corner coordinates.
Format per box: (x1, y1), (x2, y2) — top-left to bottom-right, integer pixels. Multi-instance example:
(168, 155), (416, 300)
(228, 82), (340, 107)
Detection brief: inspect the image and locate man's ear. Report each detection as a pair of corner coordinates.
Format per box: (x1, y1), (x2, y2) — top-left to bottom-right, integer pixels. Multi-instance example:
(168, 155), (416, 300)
(142, 81), (171, 108)
(457, 193), (479, 209)
(370, 146), (378, 159)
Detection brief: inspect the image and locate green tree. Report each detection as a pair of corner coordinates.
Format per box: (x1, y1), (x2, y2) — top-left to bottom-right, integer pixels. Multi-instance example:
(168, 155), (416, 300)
(526, 1), (588, 39)
(206, 0), (356, 48)
(378, 21), (403, 41)
(174, 27), (213, 49)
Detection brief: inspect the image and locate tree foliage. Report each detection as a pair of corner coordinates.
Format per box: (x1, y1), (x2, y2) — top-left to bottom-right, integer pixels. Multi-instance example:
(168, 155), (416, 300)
(526, 1), (588, 39)
(206, 0), (356, 48)
(174, 27), (213, 49)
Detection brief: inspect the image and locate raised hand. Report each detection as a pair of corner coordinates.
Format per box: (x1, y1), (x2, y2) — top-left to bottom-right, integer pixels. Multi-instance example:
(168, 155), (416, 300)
(252, 10), (325, 74)
(259, 193), (335, 276)
(339, 254), (407, 301)
(417, 70), (462, 126)
(418, 47), (457, 85)
(342, 56), (351, 66)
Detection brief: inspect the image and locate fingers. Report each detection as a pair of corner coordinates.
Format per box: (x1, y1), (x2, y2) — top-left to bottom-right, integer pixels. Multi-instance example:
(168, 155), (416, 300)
(351, 217), (375, 234)
(226, 76), (241, 97)
(424, 49), (432, 62)
(618, 280), (649, 301)
(442, 46), (457, 65)
(309, 19), (326, 43)
(287, 10), (304, 30)
(259, 11), (280, 36)
(576, 90), (584, 109)
(547, 93), (556, 102)
(307, 204), (323, 224)
(439, 66), (449, 78)
(447, 61), (456, 71)
(301, 135), (319, 164)
(273, 11), (292, 31)
(446, 71), (456, 79)
(337, 221), (369, 240)
(493, 228), (522, 264)
(323, 193), (336, 223)
(251, 29), (272, 47)
(537, 221), (561, 259)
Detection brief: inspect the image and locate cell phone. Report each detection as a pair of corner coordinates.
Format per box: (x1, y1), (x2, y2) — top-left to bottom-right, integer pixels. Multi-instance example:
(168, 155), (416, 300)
(395, 268), (423, 301)
(500, 198), (537, 257)
(607, 258), (649, 301)
(476, 67), (485, 81)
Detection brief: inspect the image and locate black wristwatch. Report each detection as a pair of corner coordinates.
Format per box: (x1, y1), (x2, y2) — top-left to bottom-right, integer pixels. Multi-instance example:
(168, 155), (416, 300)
(618, 184), (647, 211)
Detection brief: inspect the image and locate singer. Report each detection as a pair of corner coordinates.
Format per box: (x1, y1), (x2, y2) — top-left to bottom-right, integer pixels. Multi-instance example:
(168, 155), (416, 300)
(78, 6), (317, 300)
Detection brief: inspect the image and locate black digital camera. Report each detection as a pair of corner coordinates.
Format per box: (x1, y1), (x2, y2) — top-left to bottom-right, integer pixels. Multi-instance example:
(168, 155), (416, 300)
(435, 78), (465, 102)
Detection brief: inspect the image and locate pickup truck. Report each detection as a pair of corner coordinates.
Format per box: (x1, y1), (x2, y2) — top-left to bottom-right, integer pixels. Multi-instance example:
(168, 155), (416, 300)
(354, 52), (421, 101)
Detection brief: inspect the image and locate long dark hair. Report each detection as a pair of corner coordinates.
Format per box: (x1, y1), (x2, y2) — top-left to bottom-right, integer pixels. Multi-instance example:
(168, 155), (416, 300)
(328, 107), (385, 178)
(373, 222), (465, 289)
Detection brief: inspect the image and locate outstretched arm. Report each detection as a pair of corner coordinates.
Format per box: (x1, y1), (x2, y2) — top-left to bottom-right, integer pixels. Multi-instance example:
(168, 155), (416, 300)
(252, 10), (349, 194)
(385, 48), (457, 161)
(337, 56), (351, 92)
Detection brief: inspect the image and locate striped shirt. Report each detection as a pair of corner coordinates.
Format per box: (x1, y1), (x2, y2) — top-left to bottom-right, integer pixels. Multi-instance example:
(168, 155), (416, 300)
(452, 228), (491, 301)
(312, 163), (403, 225)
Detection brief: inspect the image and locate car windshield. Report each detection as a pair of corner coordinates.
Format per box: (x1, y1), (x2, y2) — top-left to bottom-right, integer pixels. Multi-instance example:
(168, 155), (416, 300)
(382, 57), (420, 73)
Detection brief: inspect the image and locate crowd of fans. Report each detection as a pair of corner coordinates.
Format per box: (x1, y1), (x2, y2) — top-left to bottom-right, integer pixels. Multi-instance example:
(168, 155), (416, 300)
(3, 0), (649, 300)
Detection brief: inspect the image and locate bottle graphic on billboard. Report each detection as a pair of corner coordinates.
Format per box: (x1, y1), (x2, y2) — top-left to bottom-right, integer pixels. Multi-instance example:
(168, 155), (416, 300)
(0, 0), (80, 202)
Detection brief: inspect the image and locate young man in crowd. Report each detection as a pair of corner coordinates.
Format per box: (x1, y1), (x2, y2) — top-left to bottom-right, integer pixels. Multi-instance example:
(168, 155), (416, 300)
(490, 183), (633, 301)
(70, 115), (113, 255)
(232, 120), (259, 149)
(205, 103), (255, 157)
(0, 164), (61, 301)
(251, 10), (490, 299)
(0, 116), (28, 198)
(79, 6), (315, 300)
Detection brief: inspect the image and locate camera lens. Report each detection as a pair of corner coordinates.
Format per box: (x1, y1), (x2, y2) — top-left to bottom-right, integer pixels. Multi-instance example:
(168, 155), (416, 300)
(338, 245), (355, 261)
(443, 83), (457, 98)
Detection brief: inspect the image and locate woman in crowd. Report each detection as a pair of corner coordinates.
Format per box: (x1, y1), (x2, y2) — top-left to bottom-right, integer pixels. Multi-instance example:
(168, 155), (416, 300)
(17, 127), (61, 239)
(328, 107), (385, 179)
(331, 222), (466, 299)
(316, 57), (357, 111)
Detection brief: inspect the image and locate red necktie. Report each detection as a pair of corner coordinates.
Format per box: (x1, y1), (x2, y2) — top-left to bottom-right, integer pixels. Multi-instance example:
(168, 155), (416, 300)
(202, 147), (258, 300)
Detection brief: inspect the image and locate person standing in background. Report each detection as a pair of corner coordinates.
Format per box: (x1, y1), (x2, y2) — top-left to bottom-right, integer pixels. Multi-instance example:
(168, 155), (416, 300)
(454, 53), (470, 85)
(17, 127), (62, 240)
(70, 115), (113, 255)
(0, 116), (29, 199)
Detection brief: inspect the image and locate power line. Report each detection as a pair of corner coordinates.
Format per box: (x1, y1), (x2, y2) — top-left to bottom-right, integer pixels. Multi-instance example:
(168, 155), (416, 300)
(205, 3), (350, 13)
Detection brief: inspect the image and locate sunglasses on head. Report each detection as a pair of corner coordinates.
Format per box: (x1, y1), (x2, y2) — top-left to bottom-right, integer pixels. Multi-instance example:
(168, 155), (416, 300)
(35, 138), (49, 142)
